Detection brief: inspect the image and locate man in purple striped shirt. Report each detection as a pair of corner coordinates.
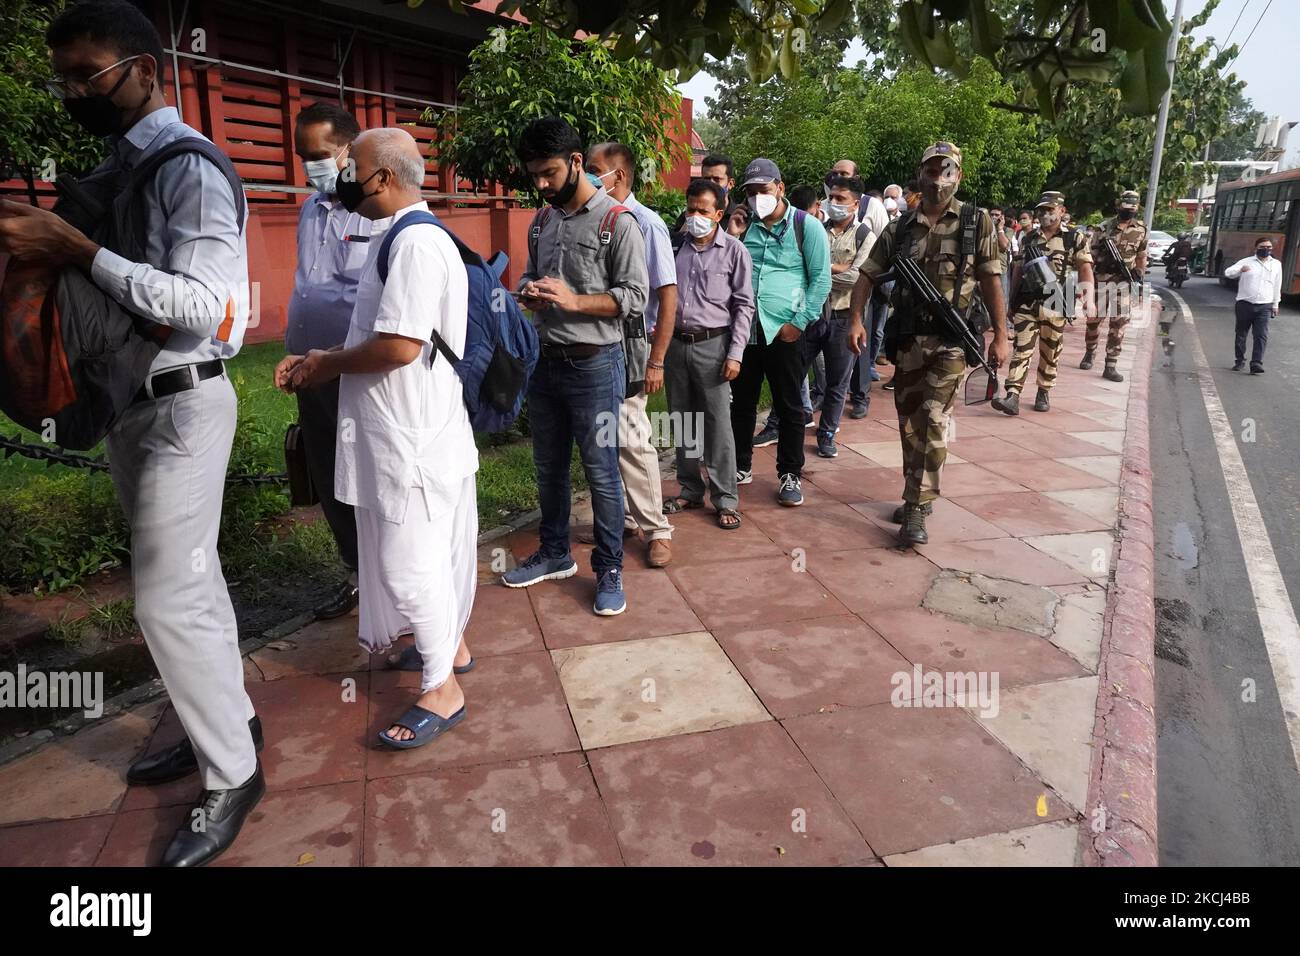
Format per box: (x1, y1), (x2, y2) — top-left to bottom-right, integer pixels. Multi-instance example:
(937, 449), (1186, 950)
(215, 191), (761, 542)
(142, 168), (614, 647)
(662, 179), (755, 530)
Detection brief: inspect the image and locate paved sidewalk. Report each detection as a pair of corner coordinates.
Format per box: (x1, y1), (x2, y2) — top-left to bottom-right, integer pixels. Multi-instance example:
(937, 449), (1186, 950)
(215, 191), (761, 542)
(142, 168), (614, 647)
(0, 320), (1154, 867)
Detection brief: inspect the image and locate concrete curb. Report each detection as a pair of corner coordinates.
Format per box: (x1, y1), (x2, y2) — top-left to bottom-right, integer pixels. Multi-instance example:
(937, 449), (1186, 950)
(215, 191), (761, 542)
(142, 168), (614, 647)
(1080, 314), (1159, 866)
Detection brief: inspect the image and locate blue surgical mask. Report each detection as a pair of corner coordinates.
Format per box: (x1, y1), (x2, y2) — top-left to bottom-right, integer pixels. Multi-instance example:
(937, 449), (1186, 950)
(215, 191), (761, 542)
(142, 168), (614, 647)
(304, 144), (347, 195)
(588, 169), (615, 190)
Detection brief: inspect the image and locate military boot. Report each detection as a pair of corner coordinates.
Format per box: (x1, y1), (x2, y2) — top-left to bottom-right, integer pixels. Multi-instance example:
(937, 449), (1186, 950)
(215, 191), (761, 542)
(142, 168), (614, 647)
(898, 502), (932, 546)
(992, 389), (1020, 416)
(1033, 388), (1050, 412)
(1103, 363), (1124, 382)
(1079, 348), (1095, 370)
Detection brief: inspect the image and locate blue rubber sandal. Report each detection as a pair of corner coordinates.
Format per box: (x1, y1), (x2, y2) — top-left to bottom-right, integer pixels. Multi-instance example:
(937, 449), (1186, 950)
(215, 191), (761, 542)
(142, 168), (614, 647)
(386, 645), (475, 674)
(377, 704), (466, 750)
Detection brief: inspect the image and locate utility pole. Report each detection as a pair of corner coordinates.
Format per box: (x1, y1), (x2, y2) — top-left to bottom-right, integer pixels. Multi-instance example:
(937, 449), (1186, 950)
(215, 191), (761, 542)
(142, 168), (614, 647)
(1144, 0), (1186, 230)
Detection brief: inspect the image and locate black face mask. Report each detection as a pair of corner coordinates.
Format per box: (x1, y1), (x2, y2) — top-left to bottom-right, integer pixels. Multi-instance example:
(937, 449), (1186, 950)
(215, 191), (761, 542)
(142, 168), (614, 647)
(1117, 208), (1135, 221)
(63, 63), (148, 137)
(546, 159), (580, 208)
(1256, 248), (1272, 259)
(335, 168), (381, 214)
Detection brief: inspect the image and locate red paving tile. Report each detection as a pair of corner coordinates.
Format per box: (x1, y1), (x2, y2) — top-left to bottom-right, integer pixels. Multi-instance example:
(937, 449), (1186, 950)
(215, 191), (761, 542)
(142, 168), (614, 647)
(870, 608), (1088, 688)
(589, 722), (871, 865)
(782, 704), (1073, 856)
(746, 500), (899, 552)
(915, 536), (1089, 587)
(0, 815), (114, 866)
(656, 504), (786, 564)
(805, 546), (940, 615)
(668, 555), (851, 631)
(527, 564), (704, 649)
(998, 429), (1120, 458)
(944, 435), (1041, 464)
(979, 458), (1112, 492)
(364, 753), (622, 866)
(801, 465), (904, 504)
(950, 491), (1113, 536)
(365, 652), (581, 778)
(463, 583), (546, 657)
(928, 462), (1029, 497)
(851, 498), (1008, 544)
(714, 614), (913, 718)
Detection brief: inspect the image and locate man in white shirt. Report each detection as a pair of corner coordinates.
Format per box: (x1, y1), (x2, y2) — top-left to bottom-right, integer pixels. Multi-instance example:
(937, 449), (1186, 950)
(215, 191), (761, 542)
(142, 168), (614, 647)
(1224, 237), (1283, 374)
(278, 128), (479, 748)
(0, 0), (259, 867)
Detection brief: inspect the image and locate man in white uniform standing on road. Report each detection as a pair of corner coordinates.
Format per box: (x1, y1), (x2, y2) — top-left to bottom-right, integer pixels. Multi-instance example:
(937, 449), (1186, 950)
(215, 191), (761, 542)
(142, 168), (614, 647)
(1223, 236), (1283, 374)
(279, 128), (479, 749)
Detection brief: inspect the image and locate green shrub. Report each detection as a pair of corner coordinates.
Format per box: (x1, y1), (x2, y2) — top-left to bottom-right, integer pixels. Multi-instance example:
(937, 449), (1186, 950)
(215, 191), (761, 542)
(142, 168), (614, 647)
(0, 472), (127, 593)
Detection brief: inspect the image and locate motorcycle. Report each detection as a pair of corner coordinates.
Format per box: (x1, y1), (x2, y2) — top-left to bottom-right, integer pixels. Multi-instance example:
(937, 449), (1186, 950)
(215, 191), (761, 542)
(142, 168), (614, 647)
(1165, 255), (1189, 289)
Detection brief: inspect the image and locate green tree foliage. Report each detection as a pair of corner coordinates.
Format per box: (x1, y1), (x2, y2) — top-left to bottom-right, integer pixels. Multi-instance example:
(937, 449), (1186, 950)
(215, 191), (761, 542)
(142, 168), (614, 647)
(1045, 2), (1246, 216)
(413, 1), (1175, 120)
(429, 24), (687, 197)
(0, 0), (104, 204)
(714, 58), (1057, 206)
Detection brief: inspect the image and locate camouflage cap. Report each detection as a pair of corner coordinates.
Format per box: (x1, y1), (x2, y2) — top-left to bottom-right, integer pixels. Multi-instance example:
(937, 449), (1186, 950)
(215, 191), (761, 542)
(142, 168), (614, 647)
(1036, 190), (1065, 209)
(1118, 189), (1140, 209)
(920, 141), (962, 169)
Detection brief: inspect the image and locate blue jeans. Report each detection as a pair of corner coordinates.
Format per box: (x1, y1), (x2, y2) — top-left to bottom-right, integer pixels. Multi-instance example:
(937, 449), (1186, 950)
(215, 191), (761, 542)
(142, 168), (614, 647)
(527, 344), (626, 575)
(851, 292), (890, 404)
(802, 310), (857, 437)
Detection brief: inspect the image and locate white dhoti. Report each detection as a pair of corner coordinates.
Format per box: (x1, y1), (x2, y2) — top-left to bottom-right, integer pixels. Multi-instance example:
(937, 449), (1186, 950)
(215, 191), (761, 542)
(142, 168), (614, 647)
(355, 473), (478, 691)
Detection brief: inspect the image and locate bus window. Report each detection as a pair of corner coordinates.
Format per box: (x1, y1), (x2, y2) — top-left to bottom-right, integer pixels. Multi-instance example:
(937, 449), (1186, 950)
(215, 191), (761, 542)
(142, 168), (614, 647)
(1256, 184), (1276, 226)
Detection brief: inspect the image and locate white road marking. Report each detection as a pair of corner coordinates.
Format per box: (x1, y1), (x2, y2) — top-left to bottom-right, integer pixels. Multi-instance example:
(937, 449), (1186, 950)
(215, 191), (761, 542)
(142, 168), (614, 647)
(1166, 289), (1300, 772)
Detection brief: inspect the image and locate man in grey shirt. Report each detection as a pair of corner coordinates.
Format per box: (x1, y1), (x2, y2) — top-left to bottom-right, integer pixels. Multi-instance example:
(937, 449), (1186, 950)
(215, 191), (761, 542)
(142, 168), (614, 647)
(502, 118), (648, 618)
(0, 0), (262, 867)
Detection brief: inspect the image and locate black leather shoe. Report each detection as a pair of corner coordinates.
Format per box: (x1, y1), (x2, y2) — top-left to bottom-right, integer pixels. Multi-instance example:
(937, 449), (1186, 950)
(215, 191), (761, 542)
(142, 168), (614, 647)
(314, 582), (359, 620)
(992, 390), (1020, 416)
(159, 762), (266, 867)
(1102, 364), (1124, 382)
(1079, 348), (1095, 370)
(1250, 363), (1264, 374)
(1033, 388), (1050, 412)
(1232, 359), (1246, 371)
(128, 716), (263, 786)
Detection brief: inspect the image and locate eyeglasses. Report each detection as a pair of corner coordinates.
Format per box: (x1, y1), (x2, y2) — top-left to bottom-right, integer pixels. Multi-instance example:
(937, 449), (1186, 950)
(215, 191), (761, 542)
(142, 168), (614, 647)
(46, 55), (140, 101)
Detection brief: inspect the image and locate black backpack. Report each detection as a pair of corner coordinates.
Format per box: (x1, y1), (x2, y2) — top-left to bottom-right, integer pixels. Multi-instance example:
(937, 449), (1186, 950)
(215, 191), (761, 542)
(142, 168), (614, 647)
(0, 137), (245, 450)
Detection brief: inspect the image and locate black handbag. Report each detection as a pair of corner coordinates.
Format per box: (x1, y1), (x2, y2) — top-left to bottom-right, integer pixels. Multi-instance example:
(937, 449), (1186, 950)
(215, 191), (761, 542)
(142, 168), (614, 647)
(283, 423), (318, 507)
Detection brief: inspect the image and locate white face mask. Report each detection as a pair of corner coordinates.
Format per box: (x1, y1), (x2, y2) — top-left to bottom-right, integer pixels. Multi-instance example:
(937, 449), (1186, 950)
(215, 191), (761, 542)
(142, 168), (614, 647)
(1040, 211), (1059, 227)
(685, 214), (716, 239)
(748, 192), (778, 219)
(304, 144), (347, 195)
(826, 201), (851, 222)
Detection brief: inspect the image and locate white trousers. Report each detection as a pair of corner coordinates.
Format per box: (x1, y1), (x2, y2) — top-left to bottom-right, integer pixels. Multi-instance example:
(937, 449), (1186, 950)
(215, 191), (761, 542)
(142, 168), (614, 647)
(107, 373), (257, 791)
(354, 474), (478, 691)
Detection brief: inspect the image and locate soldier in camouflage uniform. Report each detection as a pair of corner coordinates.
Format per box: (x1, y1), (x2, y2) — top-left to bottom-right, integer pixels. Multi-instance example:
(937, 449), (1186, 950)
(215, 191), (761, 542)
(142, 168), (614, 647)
(848, 142), (1008, 546)
(993, 191), (1094, 415)
(1084, 189), (1147, 381)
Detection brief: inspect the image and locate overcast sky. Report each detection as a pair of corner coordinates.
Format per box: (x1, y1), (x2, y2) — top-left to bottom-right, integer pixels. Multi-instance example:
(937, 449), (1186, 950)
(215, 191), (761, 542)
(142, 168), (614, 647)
(678, 0), (1297, 167)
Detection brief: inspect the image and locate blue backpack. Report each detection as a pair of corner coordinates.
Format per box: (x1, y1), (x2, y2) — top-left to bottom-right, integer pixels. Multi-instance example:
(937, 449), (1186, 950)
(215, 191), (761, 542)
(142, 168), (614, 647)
(377, 211), (538, 433)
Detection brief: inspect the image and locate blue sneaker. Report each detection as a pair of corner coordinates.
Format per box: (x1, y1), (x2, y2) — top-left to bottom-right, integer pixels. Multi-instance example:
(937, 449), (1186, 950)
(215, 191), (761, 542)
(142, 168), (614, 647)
(816, 432), (838, 458)
(869, 367), (881, 382)
(502, 551), (578, 588)
(777, 473), (804, 506)
(594, 569), (627, 616)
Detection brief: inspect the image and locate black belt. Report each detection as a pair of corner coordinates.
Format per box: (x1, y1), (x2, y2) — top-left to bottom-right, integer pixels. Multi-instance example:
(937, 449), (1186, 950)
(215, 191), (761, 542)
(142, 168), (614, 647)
(540, 343), (601, 360)
(673, 326), (727, 344)
(133, 359), (225, 404)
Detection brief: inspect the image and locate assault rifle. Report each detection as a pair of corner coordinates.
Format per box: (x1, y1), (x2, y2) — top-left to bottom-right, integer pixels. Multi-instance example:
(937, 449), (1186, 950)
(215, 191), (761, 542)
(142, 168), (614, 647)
(1102, 237), (1139, 284)
(889, 256), (998, 390)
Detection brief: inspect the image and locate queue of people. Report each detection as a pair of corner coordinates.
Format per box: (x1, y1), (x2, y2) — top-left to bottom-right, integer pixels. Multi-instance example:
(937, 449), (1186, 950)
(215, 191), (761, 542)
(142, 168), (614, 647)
(0, 0), (1208, 871)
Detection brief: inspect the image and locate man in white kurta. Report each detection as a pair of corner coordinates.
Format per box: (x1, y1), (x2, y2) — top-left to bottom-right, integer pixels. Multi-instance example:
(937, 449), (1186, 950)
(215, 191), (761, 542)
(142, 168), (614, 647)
(278, 129), (477, 743)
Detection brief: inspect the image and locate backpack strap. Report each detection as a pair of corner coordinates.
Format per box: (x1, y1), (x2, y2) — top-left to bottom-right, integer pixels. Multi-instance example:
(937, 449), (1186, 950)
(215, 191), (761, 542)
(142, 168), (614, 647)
(130, 137), (246, 230)
(952, 201), (977, 312)
(792, 207), (810, 287)
(599, 204), (631, 246)
(854, 221), (872, 248)
(376, 210), (460, 367)
(527, 206), (552, 270)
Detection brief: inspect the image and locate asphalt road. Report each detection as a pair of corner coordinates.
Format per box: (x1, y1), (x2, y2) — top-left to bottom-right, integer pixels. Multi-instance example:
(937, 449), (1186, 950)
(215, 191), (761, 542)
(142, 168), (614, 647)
(1148, 273), (1300, 865)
